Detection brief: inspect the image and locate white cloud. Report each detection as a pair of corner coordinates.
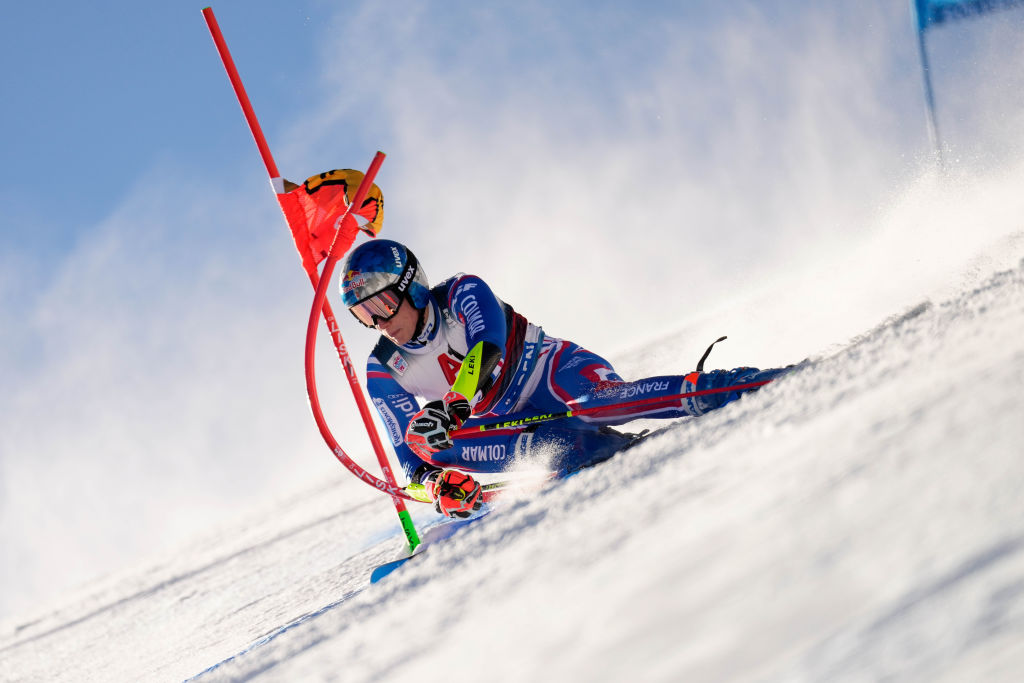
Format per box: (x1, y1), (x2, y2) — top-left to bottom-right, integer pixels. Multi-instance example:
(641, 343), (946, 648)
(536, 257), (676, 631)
(274, 2), (925, 356)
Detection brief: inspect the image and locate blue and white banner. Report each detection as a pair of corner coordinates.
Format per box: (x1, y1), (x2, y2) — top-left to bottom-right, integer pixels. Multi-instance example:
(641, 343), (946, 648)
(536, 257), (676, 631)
(914, 0), (1024, 31)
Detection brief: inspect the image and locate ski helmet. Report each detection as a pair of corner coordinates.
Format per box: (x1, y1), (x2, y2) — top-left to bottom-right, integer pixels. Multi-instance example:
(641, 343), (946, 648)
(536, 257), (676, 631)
(340, 239), (431, 327)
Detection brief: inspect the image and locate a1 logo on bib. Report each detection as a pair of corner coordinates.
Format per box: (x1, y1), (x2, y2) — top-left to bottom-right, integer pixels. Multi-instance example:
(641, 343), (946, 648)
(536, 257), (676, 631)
(438, 354), (462, 385)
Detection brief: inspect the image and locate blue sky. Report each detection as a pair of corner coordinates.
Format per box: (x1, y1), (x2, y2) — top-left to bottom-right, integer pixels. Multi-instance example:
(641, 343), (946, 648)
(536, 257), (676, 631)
(1, 0), (1022, 622)
(0, 2), (328, 251)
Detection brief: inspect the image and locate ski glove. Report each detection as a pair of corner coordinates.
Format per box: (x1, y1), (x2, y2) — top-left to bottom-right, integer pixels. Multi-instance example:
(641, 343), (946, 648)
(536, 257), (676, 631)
(405, 391), (471, 459)
(425, 468), (483, 518)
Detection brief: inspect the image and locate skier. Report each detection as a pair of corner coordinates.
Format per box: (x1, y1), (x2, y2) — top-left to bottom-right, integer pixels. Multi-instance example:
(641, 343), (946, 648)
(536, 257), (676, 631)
(341, 239), (787, 518)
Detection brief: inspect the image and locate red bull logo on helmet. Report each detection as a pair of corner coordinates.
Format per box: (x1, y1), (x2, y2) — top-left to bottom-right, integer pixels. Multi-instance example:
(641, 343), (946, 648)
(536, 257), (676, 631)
(343, 270), (366, 293)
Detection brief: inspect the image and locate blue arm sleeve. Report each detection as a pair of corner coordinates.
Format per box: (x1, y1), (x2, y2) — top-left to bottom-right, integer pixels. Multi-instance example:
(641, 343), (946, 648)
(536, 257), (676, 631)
(366, 355), (429, 481)
(448, 275), (507, 352)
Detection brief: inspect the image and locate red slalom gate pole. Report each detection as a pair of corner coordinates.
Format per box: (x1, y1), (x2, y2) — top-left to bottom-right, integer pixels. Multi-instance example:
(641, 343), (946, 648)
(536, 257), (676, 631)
(300, 153), (427, 543)
(202, 8), (421, 549)
(202, 8), (280, 181)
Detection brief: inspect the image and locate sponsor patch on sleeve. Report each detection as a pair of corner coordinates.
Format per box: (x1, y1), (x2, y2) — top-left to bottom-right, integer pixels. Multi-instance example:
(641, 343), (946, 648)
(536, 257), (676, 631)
(372, 398), (405, 447)
(387, 350), (408, 375)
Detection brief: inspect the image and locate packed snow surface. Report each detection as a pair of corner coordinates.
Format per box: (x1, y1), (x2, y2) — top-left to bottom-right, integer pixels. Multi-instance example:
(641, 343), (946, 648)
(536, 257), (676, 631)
(2, 166), (1024, 681)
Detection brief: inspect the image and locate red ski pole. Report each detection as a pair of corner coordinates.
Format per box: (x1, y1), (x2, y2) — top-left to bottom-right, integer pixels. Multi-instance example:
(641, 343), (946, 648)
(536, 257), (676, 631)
(451, 380), (774, 437)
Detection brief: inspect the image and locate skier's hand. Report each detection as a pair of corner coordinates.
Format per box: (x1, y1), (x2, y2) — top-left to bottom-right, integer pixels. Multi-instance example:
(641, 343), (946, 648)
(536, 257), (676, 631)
(425, 468), (483, 518)
(442, 390), (471, 428)
(406, 402), (452, 458)
(405, 391), (471, 459)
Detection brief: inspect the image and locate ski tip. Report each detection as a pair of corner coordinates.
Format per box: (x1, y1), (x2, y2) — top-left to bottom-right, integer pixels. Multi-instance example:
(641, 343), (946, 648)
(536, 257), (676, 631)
(370, 556), (414, 583)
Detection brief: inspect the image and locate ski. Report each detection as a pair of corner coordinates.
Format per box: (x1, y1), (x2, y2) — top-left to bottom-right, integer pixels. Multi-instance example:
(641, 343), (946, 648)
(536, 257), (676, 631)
(369, 512), (490, 582)
(370, 426), (673, 583)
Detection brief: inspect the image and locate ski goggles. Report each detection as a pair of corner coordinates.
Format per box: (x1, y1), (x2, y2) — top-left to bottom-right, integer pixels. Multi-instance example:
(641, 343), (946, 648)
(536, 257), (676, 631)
(348, 287), (404, 328)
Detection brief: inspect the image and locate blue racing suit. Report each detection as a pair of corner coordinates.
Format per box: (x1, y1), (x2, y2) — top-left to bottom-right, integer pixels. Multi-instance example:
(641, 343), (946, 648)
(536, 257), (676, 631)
(366, 274), (786, 483)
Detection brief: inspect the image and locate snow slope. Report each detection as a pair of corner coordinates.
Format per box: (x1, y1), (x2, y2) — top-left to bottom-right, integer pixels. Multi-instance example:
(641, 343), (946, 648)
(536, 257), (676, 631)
(1, 166), (1023, 681)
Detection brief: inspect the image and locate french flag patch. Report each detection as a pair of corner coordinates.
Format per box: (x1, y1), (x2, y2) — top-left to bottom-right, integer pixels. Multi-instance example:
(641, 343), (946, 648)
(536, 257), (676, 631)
(388, 351), (408, 375)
